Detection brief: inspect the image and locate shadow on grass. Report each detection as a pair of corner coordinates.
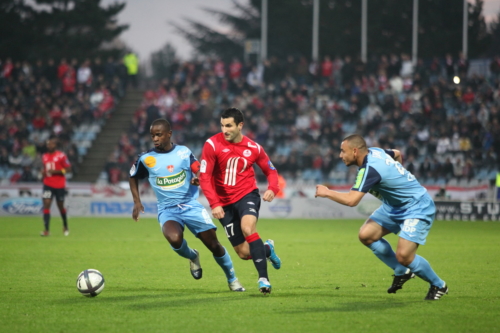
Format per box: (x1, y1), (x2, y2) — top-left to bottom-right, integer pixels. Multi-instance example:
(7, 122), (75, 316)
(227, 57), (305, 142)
(279, 299), (416, 313)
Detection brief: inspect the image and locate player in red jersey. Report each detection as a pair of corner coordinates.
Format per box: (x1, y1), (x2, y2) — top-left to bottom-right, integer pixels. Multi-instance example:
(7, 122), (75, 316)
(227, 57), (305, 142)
(199, 107), (282, 294)
(40, 135), (71, 236)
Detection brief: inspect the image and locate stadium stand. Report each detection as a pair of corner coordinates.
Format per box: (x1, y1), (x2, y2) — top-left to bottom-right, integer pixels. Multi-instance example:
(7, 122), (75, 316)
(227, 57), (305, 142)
(102, 54), (500, 189)
(0, 57), (127, 183)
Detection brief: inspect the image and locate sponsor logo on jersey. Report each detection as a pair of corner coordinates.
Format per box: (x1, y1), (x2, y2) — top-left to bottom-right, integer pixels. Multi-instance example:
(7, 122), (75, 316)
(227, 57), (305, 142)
(200, 160), (207, 173)
(144, 156), (157, 168)
(167, 165), (174, 173)
(129, 164), (136, 176)
(156, 170), (187, 190)
(353, 168), (365, 189)
(268, 160), (276, 170)
(177, 149), (190, 160)
(243, 149), (251, 157)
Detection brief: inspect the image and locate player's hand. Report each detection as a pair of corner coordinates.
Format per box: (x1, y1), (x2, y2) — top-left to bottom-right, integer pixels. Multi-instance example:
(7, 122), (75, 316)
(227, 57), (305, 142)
(212, 206), (224, 219)
(315, 185), (329, 198)
(191, 177), (200, 186)
(46, 170), (52, 176)
(132, 202), (145, 221)
(262, 189), (275, 202)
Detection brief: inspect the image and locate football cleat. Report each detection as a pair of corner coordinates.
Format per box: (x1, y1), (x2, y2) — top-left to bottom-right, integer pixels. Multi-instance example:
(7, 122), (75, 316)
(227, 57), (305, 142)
(387, 270), (415, 293)
(189, 249), (202, 280)
(40, 230), (50, 237)
(424, 283), (448, 301)
(228, 278), (246, 292)
(265, 239), (281, 269)
(63, 228), (70, 236)
(258, 278), (272, 295)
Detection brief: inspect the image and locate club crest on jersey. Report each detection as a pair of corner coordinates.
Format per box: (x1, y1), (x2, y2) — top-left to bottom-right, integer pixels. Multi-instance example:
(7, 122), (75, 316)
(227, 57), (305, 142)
(156, 170), (187, 190)
(167, 165), (174, 173)
(200, 160), (207, 173)
(144, 156), (156, 168)
(243, 149), (252, 157)
(268, 160), (276, 170)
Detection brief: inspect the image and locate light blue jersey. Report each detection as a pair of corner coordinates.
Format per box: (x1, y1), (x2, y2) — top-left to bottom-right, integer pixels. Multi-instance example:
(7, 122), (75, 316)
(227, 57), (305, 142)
(352, 147), (427, 209)
(130, 144), (216, 235)
(130, 144), (199, 209)
(352, 147), (435, 244)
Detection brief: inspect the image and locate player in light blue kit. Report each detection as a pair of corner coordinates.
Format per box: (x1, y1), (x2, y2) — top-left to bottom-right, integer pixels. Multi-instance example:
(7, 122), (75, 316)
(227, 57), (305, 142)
(129, 118), (245, 292)
(315, 134), (447, 301)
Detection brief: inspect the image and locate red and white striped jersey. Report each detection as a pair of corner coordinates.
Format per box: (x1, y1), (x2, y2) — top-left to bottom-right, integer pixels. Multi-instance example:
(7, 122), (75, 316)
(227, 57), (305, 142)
(199, 132), (279, 209)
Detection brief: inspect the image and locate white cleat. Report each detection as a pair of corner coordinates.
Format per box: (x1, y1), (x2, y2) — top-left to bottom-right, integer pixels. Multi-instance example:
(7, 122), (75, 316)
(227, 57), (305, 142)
(228, 278), (246, 292)
(189, 250), (202, 280)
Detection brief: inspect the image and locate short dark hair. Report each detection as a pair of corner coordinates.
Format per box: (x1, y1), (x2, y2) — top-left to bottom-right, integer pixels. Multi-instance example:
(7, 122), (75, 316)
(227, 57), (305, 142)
(151, 118), (171, 131)
(221, 107), (244, 125)
(48, 134), (58, 141)
(343, 134), (367, 149)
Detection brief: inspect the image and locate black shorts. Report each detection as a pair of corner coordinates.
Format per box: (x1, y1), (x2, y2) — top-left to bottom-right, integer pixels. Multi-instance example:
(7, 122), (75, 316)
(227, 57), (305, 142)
(42, 185), (66, 202)
(219, 190), (261, 247)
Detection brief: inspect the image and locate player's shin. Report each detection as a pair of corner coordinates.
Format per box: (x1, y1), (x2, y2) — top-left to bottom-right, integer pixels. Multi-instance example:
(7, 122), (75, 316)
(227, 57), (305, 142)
(213, 247), (236, 282)
(368, 238), (407, 275)
(245, 233), (268, 280)
(171, 239), (197, 260)
(43, 209), (50, 231)
(407, 254), (445, 288)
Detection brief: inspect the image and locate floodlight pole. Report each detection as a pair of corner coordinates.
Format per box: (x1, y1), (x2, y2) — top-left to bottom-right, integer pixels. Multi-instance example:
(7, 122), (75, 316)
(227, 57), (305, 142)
(412, 0), (418, 65)
(261, 0), (268, 62)
(463, 0), (468, 59)
(361, 0), (367, 63)
(312, 0), (319, 61)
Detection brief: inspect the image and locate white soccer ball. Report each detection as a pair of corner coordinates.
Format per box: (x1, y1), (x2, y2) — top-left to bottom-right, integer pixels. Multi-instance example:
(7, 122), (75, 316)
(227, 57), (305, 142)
(76, 269), (105, 297)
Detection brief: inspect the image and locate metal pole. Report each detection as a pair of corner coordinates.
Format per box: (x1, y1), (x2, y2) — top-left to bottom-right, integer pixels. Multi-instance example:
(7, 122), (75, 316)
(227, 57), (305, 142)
(463, 0), (468, 59)
(261, 0), (268, 62)
(412, 0), (418, 65)
(312, 0), (319, 61)
(361, 0), (367, 63)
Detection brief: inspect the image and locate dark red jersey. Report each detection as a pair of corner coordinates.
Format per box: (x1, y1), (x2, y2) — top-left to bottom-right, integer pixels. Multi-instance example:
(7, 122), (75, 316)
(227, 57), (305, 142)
(42, 151), (70, 188)
(199, 132), (279, 209)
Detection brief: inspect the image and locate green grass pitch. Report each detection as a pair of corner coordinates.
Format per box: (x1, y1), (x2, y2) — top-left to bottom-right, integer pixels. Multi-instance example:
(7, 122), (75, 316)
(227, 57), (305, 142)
(1, 216), (499, 333)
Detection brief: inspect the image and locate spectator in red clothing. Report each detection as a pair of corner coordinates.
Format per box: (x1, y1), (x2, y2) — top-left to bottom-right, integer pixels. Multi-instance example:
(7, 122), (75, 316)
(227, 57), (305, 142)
(62, 70), (76, 96)
(229, 57), (242, 80)
(320, 55), (333, 84)
(462, 86), (475, 104)
(2, 58), (13, 79)
(57, 58), (70, 80)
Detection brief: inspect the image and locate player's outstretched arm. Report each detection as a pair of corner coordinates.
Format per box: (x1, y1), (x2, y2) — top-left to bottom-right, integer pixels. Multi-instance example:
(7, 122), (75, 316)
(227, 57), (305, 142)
(129, 177), (144, 221)
(315, 185), (365, 207)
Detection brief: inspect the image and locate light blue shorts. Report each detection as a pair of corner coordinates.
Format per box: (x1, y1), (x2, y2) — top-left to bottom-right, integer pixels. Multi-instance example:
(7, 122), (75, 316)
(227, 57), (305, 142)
(158, 200), (216, 237)
(369, 194), (436, 245)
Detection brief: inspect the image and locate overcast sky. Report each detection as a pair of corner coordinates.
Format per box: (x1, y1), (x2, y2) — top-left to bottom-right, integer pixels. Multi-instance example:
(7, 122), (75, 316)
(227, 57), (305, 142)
(103, 0), (500, 62)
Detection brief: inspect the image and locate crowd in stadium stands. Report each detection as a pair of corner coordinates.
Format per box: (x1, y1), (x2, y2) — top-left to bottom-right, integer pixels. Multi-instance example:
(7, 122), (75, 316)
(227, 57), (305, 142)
(0, 56), (128, 183)
(1, 52), (499, 188)
(104, 52), (500, 187)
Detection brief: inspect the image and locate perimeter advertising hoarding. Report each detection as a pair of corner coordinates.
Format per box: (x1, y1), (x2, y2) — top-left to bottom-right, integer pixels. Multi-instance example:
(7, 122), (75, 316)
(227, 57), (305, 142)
(1, 196), (498, 221)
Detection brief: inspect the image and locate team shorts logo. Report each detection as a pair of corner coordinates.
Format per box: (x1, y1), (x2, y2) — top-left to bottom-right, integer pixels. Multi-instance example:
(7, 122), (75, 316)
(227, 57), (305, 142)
(243, 149), (251, 157)
(402, 218), (419, 233)
(144, 156), (156, 168)
(268, 160), (276, 170)
(156, 170), (187, 190)
(200, 160), (207, 173)
(167, 165), (174, 173)
(129, 164), (136, 176)
(249, 208), (257, 213)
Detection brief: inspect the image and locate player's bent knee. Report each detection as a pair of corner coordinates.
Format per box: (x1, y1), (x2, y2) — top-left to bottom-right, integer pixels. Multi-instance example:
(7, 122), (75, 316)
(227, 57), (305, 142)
(165, 233), (183, 247)
(396, 253), (413, 266)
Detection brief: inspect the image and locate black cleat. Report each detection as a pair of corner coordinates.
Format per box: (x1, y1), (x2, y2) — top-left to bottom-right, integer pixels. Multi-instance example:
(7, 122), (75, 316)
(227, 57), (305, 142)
(387, 271), (415, 293)
(424, 284), (448, 300)
(189, 250), (202, 280)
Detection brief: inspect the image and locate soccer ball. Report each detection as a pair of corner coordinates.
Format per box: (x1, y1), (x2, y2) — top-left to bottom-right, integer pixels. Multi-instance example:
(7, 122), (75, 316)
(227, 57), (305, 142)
(76, 269), (105, 297)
